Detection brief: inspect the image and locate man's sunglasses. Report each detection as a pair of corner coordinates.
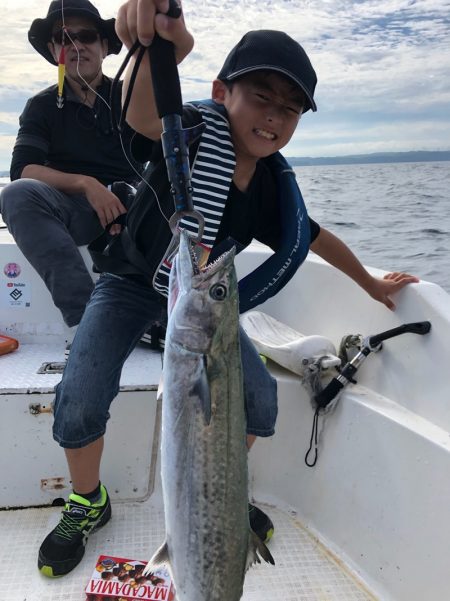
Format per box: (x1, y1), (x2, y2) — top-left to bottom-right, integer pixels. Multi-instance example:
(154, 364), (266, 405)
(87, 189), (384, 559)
(52, 29), (100, 45)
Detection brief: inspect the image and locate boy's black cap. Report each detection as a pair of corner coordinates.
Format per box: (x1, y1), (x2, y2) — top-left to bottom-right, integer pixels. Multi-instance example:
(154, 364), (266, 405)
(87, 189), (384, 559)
(28, 0), (122, 66)
(217, 30), (317, 113)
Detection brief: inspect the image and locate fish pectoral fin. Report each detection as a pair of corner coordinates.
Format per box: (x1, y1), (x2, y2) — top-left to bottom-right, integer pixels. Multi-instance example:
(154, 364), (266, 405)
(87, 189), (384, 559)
(143, 540), (171, 576)
(245, 530), (275, 571)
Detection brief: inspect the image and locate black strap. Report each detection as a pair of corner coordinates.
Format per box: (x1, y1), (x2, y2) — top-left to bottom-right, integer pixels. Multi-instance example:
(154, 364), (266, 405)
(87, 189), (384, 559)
(87, 232), (147, 278)
(110, 39), (145, 135)
(120, 228), (154, 277)
(304, 407), (321, 467)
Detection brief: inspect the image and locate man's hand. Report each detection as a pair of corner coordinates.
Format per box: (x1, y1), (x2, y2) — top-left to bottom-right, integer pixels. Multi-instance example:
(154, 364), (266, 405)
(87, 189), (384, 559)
(82, 177), (127, 235)
(367, 272), (420, 310)
(116, 0), (193, 62)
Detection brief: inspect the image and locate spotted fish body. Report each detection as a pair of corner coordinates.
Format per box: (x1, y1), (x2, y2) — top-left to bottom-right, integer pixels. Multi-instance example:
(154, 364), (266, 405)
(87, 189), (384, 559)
(146, 230), (273, 601)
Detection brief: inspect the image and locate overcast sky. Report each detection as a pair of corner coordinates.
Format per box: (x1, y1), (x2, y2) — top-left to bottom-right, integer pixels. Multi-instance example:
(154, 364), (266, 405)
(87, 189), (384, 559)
(0, 0), (449, 170)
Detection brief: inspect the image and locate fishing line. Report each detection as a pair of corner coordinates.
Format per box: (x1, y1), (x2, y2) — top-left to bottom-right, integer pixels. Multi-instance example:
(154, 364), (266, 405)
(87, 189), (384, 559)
(60, 0), (168, 224)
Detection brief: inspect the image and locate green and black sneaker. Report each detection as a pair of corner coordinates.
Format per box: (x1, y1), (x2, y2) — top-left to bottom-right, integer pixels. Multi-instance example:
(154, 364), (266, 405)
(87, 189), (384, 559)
(249, 503), (274, 543)
(38, 484), (111, 578)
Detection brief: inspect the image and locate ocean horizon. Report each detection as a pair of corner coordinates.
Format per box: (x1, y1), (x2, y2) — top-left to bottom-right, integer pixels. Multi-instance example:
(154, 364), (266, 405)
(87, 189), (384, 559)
(295, 160), (450, 293)
(1, 150), (450, 176)
(1, 160), (449, 293)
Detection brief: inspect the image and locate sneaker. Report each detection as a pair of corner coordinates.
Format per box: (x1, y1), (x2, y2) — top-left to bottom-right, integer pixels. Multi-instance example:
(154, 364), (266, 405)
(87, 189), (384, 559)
(38, 485), (111, 578)
(249, 503), (274, 543)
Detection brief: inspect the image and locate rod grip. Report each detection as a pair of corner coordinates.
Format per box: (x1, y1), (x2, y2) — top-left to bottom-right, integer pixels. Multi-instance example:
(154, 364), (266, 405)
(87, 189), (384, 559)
(314, 378), (344, 408)
(148, 0), (182, 117)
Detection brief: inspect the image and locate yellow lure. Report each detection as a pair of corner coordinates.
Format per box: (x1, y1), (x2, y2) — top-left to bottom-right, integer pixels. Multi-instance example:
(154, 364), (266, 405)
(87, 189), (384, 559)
(57, 45), (65, 108)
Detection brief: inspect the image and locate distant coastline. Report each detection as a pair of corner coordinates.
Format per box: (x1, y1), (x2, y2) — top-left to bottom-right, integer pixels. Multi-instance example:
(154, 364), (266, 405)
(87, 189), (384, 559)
(1, 151), (450, 177)
(287, 150), (450, 167)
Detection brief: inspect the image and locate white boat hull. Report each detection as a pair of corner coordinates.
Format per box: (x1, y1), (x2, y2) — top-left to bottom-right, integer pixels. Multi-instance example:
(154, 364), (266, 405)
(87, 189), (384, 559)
(1, 229), (449, 600)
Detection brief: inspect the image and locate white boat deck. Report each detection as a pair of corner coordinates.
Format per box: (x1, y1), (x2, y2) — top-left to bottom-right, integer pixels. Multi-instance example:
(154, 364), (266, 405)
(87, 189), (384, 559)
(0, 342), (376, 600)
(0, 341), (163, 393)
(0, 501), (375, 601)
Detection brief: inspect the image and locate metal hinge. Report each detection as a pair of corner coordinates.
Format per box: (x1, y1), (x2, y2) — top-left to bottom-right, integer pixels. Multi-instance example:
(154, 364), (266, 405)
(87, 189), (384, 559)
(29, 402), (54, 415)
(37, 361), (65, 374)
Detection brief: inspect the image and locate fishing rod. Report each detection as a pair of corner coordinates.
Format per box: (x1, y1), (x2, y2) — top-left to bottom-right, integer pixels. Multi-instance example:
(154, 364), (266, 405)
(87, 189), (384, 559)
(147, 0), (206, 241)
(314, 320), (431, 408)
(111, 0), (205, 241)
(305, 320), (431, 467)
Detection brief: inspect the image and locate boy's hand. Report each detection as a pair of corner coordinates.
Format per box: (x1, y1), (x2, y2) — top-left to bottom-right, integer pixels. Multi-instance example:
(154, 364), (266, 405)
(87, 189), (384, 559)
(116, 0), (193, 63)
(367, 272), (420, 310)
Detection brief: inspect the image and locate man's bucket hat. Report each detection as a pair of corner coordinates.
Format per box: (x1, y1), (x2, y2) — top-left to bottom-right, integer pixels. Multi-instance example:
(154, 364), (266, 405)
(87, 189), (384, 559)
(217, 30), (317, 113)
(28, 0), (122, 65)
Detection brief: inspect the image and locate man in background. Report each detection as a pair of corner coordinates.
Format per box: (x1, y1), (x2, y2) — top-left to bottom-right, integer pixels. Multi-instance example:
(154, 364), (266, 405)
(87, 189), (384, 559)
(0, 0), (143, 350)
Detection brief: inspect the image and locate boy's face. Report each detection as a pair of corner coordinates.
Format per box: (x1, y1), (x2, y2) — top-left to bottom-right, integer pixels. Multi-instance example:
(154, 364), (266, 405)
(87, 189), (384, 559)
(212, 72), (305, 164)
(48, 16), (108, 83)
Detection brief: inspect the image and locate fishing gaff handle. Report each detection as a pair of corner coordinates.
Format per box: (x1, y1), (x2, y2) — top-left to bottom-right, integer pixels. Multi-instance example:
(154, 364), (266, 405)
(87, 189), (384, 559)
(148, 0), (182, 118)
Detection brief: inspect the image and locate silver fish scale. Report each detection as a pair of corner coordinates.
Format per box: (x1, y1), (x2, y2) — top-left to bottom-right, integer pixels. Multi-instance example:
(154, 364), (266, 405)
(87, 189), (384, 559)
(157, 231), (250, 601)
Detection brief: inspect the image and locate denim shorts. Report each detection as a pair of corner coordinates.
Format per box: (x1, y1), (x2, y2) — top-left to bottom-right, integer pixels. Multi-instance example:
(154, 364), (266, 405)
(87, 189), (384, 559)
(53, 273), (278, 448)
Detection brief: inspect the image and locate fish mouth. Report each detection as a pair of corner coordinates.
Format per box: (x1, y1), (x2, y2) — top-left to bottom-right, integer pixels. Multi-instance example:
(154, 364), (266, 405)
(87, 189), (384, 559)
(186, 237), (235, 277)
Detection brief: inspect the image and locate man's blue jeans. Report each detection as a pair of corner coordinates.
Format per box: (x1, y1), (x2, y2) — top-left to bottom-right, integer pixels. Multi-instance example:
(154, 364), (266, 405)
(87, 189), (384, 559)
(53, 274), (278, 448)
(0, 179), (102, 326)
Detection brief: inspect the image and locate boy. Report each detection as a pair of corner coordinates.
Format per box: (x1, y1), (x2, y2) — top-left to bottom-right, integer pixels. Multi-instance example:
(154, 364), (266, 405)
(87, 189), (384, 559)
(37, 0), (418, 578)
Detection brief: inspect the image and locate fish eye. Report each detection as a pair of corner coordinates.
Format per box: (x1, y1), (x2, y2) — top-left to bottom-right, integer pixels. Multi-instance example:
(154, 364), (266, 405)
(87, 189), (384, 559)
(209, 283), (227, 301)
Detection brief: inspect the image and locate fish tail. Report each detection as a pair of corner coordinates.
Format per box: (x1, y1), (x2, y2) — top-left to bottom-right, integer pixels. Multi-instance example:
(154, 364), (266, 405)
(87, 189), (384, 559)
(144, 540), (171, 576)
(246, 530), (275, 570)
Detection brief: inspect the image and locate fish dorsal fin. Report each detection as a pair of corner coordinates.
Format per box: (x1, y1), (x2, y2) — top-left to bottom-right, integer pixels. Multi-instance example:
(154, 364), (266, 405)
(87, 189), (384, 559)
(245, 530), (275, 571)
(143, 540), (171, 576)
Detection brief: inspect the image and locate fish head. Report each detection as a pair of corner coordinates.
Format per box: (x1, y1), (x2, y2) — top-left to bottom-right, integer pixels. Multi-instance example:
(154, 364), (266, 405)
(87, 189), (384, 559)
(168, 229), (238, 354)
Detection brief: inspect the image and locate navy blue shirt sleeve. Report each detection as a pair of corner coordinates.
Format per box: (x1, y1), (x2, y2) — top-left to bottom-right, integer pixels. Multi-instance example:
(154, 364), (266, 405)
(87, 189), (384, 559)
(309, 217), (320, 243)
(10, 79), (143, 185)
(10, 97), (52, 180)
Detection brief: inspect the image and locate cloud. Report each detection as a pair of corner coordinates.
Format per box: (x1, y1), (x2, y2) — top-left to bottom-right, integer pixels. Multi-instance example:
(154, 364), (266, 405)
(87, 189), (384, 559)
(0, 0), (449, 170)
(288, 115), (450, 157)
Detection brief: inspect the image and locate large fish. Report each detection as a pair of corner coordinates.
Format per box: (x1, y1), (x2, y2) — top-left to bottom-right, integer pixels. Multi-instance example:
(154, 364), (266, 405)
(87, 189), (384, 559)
(145, 230), (274, 600)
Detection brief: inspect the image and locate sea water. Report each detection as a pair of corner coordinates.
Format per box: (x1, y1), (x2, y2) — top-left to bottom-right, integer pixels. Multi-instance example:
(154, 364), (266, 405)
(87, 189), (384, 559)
(295, 161), (450, 293)
(1, 161), (449, 292)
